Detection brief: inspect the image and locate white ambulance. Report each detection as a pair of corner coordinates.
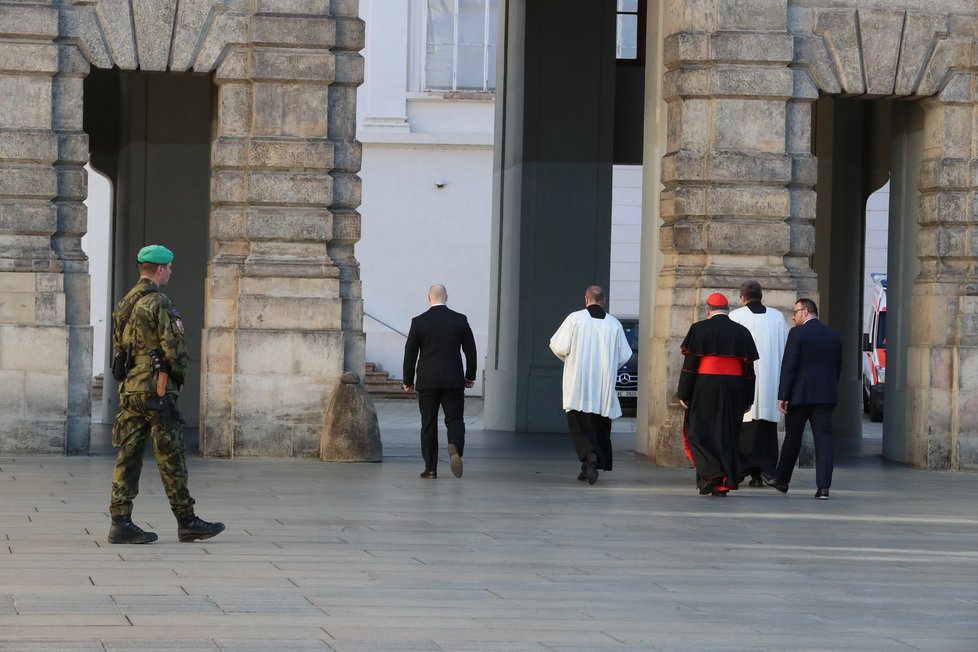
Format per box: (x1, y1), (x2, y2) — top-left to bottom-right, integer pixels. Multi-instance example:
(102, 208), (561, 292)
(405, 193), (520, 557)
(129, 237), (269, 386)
(862, 274), (887, 422)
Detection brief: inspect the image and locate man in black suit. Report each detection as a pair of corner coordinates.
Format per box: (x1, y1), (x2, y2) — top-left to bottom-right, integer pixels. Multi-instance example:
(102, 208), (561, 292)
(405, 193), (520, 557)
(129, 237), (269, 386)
(764, 298), (843, 499)
(402, 284), (477, 479)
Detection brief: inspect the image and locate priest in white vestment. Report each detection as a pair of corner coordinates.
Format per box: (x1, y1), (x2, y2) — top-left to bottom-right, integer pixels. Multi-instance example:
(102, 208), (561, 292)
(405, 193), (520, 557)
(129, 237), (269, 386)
(549, 285), (632, 485)
(728, 280), (788, 486)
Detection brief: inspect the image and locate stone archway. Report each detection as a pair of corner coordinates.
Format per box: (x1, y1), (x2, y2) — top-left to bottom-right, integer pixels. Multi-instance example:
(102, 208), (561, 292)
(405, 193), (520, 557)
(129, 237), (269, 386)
(645, 1), (978, 471)
(0, 2), (373, 457)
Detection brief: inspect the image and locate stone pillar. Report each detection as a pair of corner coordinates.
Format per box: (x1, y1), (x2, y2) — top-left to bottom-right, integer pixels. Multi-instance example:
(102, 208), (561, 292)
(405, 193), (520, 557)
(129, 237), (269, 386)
(200, 5), (375, 458)
(0, 4), (81, 453)
(907, 88), (978, 470)
(648, 0), (794, 465)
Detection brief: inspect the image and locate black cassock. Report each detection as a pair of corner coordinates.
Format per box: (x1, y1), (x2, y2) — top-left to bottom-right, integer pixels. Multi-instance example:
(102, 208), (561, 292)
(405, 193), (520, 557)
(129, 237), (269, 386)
(677, 314), (758, 492)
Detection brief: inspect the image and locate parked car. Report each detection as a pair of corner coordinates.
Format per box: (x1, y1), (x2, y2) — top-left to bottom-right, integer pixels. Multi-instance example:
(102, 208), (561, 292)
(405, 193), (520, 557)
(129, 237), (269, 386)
(616, 318), (639, 415)
(862, 274), (887, 422)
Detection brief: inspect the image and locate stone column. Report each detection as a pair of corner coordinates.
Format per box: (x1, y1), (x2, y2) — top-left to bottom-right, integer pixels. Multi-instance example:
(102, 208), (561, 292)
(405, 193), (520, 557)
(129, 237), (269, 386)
(0, 4), (78, 453)
(200, 5), (375, 458)
(907, 87), (978, 470)
(648, 0), (794, 465)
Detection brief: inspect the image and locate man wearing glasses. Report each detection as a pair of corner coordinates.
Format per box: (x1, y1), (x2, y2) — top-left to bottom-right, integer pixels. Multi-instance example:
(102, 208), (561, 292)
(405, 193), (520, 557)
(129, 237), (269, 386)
(764, 298), (843, 499)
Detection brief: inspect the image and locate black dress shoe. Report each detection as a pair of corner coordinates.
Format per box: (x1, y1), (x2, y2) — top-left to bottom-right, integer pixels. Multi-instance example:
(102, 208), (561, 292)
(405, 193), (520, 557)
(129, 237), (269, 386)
(814, 488), (829, 500)
(584, 452), (598, 485)
(698, 480), (715, 496)
(577, 471), (587, 481)
(748, 474), (764, 487)
(711, 488), (728, 497)
(448, 444), (463, 478)
(420, 470), (437, 479)
(761, 473), (788, 494)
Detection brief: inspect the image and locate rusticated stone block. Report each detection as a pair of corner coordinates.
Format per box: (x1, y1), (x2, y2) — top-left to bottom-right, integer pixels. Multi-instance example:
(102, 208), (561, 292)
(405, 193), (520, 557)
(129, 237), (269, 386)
(663, 33), (710, 68)
(718, 0), (787, 31)
(706, 186), (790, 217)
(94, 0), (137, 70)
(248, 171), (332, 206)
(257, 0), (329, 15)
(665, 0), (716, 35)
(212, 170), (248, 205)
(214, 137), (334, 169)
(56, 167), (86, 201)
(0, 75), (52, 129)
(217, 83), (252, 136)
(711, 32), (793, 64)
(52, 75), (84, 130)
(792, 34), (841, 94)
(59, 6), (112, 69)
(712, 65), (793, 97)
(244, 207), (330, 242)
(170, 0), (215, 71)
(939, 73), (974, 104)
(895, 13), (948, 96)
(239, 275), (337, 299)
(0, 167), (56, 199)
(25, 371), (67, 419)
(195, 12), (250, 73)
(0, 5), (58, 39)
(0, 324), (67, 371)
(132, 0), (178, 71)
(251, 15), (335, 48)
(328, 0), (358, 19)
(58, 133), (88, 165)
(813, 8), (865, 94)
(0, 42), (58, 73)
(211, 207), (247, 241)
(322, 372), (382, 462)
(0, 130), (57, 162)
(237, 294), (342, 330)
(253, 83), (328, 137)
(331, 139), (361, 174)
(918, 39), (974, 97)
(714, 99), (786, 152)
(704, 221), (789, 254)
(919, 158), (970, 191)
(251, 50), (335, 82)
(332, 51), (363, 86)
(858, 9), (905, 96)
(0, 201), (57, 234)
(333, 16), (365, 52)
(329, 172), (360, 209)
(326, 86), (357, 139)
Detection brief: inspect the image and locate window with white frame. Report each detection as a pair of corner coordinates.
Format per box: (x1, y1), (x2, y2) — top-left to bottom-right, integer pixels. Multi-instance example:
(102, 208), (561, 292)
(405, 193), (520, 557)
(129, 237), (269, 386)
(425, 0), (498, 92)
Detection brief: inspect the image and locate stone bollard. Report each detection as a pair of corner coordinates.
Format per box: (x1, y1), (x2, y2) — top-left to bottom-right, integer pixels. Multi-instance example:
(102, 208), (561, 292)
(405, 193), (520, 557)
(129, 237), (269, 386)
(321, 373), (383, 462)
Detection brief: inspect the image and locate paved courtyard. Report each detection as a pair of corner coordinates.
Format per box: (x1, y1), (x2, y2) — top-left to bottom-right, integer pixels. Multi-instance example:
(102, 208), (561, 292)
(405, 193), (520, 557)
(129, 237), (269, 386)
(1, 399), (976, 650)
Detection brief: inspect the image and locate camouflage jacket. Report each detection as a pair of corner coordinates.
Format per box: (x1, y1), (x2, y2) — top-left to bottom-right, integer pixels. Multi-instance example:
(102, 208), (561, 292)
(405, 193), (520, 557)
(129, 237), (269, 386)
(112, 278), (189, 395)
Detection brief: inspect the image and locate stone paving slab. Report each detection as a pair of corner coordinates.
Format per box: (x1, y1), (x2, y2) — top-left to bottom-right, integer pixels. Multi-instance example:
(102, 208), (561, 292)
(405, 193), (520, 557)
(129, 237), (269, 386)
(1, 400), (977, 649)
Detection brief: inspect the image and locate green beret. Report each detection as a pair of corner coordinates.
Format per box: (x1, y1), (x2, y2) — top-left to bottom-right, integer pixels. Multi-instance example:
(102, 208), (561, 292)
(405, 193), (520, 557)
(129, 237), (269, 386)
(137, 244), (174, 265)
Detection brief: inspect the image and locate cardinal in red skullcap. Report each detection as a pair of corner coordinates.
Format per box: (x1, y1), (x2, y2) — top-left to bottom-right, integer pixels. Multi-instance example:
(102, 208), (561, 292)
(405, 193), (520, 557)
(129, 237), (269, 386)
(677, 292), (759, 496)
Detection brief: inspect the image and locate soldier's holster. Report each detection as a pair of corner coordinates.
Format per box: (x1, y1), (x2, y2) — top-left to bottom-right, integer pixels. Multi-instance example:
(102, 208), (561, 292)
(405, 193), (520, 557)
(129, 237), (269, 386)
(144, 394), (184, 431)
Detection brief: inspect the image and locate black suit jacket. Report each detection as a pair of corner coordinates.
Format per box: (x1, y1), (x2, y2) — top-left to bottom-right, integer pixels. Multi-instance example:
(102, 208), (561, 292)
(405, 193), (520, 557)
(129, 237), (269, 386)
(778, 318), (843, 406)
(403, 305), (477, 389)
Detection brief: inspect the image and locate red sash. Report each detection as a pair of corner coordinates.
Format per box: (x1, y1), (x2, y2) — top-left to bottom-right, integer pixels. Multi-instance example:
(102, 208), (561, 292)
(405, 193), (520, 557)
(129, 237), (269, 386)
(697, 355), (742, 376)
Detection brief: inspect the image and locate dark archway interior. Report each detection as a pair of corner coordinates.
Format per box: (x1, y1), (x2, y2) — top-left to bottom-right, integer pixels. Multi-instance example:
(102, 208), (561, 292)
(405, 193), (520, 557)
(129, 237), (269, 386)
(812, 97), (923, 463)
(83, 70), (213, 429)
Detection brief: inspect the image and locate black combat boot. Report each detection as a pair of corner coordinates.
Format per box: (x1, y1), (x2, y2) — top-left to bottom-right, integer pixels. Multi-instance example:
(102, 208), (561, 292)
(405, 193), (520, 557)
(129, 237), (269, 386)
(177, 515), (226, 542)
(107, 515), (159, 544)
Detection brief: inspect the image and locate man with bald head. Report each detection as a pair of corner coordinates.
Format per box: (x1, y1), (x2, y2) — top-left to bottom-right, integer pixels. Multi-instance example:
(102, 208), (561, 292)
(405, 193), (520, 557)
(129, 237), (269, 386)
(403, 284), (478, 479)
(550, 285), (632, 485)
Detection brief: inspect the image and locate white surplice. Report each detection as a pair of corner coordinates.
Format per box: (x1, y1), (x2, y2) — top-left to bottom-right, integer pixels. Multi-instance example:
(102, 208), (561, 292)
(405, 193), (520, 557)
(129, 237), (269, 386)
(729, 304), (788, 422)
(549, 309), (632, 419)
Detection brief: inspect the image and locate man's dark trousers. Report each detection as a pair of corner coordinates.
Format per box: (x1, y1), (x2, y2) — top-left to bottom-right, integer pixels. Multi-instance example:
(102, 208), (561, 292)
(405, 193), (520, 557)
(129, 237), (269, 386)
(775, 403), (834, 489)
(419, 387), (465, 472)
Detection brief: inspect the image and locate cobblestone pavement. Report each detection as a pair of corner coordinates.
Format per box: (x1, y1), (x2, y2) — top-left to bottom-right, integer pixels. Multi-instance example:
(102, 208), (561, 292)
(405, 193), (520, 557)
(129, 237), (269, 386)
(0, 399), (976, 650)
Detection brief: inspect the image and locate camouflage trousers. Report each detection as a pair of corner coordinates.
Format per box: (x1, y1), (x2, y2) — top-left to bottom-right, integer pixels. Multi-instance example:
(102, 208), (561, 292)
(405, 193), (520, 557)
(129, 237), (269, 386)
(109, 392), (195, 520)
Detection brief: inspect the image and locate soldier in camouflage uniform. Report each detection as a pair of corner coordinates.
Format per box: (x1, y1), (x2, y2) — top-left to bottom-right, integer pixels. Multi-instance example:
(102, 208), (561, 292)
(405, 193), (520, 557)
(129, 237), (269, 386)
(107, 244), (225, 544)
